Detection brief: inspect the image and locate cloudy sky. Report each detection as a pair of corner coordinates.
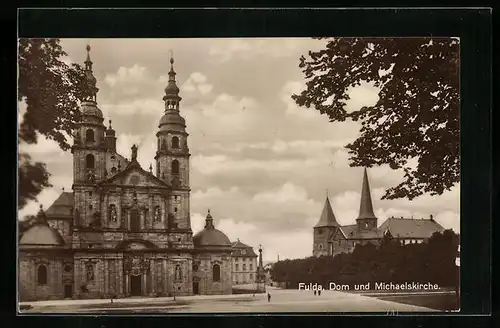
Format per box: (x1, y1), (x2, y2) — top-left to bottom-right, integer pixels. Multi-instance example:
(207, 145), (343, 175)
(18, 38), (460, 262)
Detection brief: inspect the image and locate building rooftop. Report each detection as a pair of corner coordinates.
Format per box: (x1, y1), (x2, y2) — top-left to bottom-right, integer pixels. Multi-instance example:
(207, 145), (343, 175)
(378, 217), (445, 239)
(45, 192), (73, 218)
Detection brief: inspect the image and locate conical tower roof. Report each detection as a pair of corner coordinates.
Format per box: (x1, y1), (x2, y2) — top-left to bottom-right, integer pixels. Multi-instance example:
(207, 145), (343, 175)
(314, 196), (339, 228)
(357, 168), (377, 220)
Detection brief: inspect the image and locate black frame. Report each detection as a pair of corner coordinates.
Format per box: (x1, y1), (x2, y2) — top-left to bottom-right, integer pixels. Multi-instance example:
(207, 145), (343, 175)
(9, 6), (493, 328)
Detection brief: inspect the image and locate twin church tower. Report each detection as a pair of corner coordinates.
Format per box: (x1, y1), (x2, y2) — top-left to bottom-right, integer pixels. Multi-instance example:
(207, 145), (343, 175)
(19, 45), (233, 301)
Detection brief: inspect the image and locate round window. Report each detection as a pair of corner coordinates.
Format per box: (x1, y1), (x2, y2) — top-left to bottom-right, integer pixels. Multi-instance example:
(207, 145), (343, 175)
(64, 264), (72, 273)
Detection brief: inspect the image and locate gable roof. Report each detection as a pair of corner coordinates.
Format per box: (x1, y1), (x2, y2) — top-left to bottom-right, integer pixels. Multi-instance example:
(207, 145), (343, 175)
(378, 217), (445, 239)
(99, 159), (170, 188)
(339, 224), (384, 240)
(231, 240), (258, 257)
(45, 192), (73, 218)
(314, 197), (340, 228)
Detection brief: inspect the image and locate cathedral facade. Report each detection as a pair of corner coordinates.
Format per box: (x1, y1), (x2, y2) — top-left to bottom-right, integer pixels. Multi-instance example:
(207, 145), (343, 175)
(313, 168), (445, 257)
(18, 46), (233, 301)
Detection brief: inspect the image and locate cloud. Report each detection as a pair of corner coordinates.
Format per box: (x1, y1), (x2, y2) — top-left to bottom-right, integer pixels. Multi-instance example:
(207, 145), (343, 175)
(100, 98), (164, 117)
(282, 81), (322, 119)
(180, 72), (214, 99)
(208, 38), (327, 63)
(18, 38), (461, 261)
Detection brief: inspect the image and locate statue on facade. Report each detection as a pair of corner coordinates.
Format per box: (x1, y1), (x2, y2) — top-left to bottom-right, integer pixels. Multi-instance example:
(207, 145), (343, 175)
(109, 204), (117, 222)
(154, 206), (161, 222)
(86, 263), (94, 282)
(175, 265), (182, 281)
(87, 169), (96, 182)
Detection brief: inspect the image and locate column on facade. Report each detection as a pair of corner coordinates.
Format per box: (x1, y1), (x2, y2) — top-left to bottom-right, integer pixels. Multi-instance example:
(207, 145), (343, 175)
(104, 260), (109, 295)
(150, 259), (155, 294)
(125, 273), (129, 296)
(143, 273), (147, 296)
(118, 259), (123, 295)
(148, 193), (153, 229)
(163, 259), (168, 293)
(103, 192), (109, 227)
(161, 195), (166, 228)
(118, 189), (123, 228)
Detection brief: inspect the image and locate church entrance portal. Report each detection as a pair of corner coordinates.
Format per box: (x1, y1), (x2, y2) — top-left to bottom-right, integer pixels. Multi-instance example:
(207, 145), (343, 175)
(193, 282), (199, 295)
(130, 275), (142, 296)
(64, 284), (73, 298)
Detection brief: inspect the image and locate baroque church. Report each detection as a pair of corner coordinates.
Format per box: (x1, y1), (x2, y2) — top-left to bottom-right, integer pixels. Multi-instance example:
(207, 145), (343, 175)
(19, 46), (234, 301)
(313, 168), (445, 257)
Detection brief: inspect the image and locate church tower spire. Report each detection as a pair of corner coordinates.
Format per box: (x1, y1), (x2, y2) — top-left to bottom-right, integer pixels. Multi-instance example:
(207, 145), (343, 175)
(314, 195), (339, 228)
(356, 168), (378, 231)
(83, 45), (98, 102)
(155, 52), (191, 231)
(358, 168), (376, 220)
(72, 45), (107, 229)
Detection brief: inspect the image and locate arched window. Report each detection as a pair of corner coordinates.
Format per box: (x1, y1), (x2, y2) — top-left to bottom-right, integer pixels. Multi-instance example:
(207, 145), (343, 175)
(171, 160), (179, 174)
(85, 129), (95, 143)
(171, 136), (179, 149)
(37, 265), (47, 285)
(86, 154), (95, 169)
(213, 264), (221, 282)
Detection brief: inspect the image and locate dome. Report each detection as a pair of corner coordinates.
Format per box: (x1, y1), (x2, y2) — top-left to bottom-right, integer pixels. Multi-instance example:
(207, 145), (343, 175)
(193, 210), (231, 248)
(81, 101), (103, 118)
(164, 82), (180, 95)
(20, 224), (65, 246)
(159, 113), (185, 127)
(193, 228), (232, 247)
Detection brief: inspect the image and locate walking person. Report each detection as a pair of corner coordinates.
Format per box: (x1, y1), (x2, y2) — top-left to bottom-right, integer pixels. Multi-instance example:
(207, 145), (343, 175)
(267, 292), (271, 302)
(318, 289), (321, 296)
(314, 290), (317, 296)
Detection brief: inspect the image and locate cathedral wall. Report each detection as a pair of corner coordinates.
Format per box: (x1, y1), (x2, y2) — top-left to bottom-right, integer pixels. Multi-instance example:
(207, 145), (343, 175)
(73, 149), (106, 183)
(313, 227), (333, 257)
(169, 190), (190, 229)
(18, 251), (72, 301)
(194, 253), (232, 295)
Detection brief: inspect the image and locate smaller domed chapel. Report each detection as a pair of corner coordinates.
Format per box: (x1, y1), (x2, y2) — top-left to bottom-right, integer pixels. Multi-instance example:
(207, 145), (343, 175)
(18, 46), (233, 301)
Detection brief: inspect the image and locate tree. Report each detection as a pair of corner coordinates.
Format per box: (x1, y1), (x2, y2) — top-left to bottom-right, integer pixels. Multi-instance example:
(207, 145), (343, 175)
(18, 38), (89, 209)
(293, 38), (459, 200)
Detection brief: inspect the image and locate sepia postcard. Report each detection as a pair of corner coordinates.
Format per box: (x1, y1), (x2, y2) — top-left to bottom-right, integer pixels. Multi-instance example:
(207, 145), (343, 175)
(17, 37), (460, 314)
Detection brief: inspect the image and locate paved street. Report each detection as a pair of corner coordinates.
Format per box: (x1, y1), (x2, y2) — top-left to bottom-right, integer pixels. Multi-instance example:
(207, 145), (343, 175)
(20, 287), (438, 313)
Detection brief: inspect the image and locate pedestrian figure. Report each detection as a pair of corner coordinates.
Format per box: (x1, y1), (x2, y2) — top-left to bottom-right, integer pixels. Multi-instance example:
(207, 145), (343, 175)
(318, 290), (321, 296)
(267, 293), (271, 302)
(314, 290), (317, 296)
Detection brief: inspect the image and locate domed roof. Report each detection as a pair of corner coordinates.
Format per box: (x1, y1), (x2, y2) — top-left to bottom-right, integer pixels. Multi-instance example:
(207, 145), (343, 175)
(159, 113), (186, 127)
(20, 206), (65, 246)
(20, 224), (65, 246)
(81, 101), (103, 118)
(193, 210), (232, 248)
(164, 82), (180, 95)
